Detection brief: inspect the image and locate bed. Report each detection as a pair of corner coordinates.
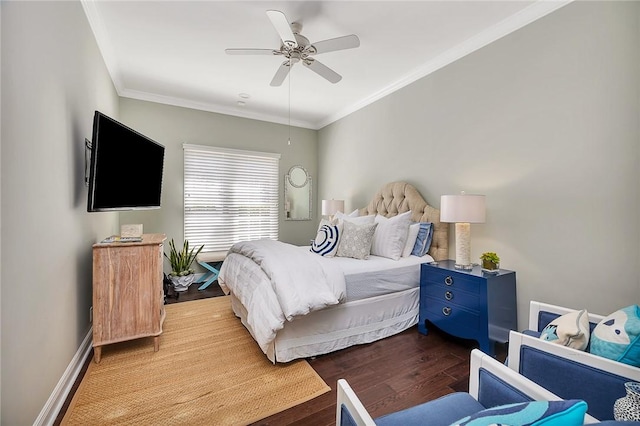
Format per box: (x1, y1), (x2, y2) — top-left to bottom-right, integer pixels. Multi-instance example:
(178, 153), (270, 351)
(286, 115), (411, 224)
(219, 181), (448, 362)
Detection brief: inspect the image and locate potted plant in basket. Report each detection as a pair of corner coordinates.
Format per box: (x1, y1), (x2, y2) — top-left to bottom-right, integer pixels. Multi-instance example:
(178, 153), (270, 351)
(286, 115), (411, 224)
(480, 252), (500, 273)
(164, 239), (204, 292)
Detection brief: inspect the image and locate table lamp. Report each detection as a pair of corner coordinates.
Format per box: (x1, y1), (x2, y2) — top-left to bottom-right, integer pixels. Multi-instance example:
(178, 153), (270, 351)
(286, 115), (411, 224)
(440, 192), (486, 270)
(321, 199), (344, 220)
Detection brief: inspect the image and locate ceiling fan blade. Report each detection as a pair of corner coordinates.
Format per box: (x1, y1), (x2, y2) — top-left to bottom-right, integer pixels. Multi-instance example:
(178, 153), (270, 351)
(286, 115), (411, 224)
(302, 58), (342, 83)
(311, 34), (360, 54)
(266, 10), (298, 49)
(270, 61), (291, 87)
(225, 48), (280, 56)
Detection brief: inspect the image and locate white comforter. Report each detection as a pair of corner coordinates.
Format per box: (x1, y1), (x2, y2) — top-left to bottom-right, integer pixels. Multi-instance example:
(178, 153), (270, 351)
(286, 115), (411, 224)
(219, 239), (346, 354)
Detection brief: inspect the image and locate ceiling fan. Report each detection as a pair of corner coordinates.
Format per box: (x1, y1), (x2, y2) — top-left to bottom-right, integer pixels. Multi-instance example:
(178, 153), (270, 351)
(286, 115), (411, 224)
(225, 10), (360, 86)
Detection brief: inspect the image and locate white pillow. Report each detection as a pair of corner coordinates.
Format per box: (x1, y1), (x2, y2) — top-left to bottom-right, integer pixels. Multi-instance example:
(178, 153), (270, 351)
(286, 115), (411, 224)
(371, 211), (412, 260)
(316, 218), (337, 232)
(402, 223), (421, 257)
(539, 309), (590, 351)
(335, 211), (375, 225)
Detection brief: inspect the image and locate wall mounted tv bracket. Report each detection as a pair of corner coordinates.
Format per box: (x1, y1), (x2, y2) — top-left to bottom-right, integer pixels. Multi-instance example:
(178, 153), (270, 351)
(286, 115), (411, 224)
(85, 138), (92, 186)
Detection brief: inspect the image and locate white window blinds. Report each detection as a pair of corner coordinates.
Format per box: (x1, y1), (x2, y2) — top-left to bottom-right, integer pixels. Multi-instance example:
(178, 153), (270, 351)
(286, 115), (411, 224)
(183, 144), (280, 252)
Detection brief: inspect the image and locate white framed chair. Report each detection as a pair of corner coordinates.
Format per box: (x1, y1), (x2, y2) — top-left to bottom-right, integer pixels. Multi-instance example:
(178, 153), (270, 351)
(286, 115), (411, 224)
(507, 300), (640, 421)
(336, 348), (597, 425)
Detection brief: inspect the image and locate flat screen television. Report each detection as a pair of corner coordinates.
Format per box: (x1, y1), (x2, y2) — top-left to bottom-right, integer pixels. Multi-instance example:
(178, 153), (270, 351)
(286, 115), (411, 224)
(87, 111), (165, 212)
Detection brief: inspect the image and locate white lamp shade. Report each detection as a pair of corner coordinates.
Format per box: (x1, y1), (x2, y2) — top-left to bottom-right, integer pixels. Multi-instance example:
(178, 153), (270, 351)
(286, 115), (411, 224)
(322, 199), (344, 216)
(440, 194), (486, 223)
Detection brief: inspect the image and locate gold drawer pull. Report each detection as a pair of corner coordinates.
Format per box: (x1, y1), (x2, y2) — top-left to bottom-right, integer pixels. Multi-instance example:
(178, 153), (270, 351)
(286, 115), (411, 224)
(442, 306), (452, 316)
(444, 276), (453, 286)
(444, 291), (453, 301)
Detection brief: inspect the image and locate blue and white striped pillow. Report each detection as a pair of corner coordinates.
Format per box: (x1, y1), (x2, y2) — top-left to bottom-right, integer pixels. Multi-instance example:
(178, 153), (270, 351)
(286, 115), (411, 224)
(311, 222), (342, 257)
(371, 211), (412, 260)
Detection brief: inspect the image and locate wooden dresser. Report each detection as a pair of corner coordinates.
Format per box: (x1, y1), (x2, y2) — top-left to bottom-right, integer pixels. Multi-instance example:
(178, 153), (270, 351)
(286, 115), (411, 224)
(92, 233), (166, 363)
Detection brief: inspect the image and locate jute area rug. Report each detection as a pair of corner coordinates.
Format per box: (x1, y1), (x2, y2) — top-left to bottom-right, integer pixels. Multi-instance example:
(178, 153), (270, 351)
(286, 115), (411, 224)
(62, 296), (330, 425)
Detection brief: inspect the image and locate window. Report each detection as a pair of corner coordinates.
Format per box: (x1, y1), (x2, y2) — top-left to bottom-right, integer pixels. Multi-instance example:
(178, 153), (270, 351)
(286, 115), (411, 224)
(183, 144), (280, 253)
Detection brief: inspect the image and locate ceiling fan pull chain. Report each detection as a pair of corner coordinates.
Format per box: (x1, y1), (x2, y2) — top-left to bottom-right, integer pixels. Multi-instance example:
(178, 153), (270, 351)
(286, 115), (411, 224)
(288, 68), (291, 146)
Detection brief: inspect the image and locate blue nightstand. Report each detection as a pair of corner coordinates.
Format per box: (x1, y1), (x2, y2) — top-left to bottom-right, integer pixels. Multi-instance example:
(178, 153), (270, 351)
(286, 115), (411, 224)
(419, 260), (517, 356)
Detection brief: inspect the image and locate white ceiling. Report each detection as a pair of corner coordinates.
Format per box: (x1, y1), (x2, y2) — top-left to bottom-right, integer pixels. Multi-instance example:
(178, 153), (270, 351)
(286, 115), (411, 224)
(82, 1), (570, 130)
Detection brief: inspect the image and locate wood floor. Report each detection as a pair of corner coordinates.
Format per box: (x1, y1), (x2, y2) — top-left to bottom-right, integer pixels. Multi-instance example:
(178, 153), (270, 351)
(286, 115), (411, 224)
(57, 281), (505, 425)
(252, 326), (504, 426)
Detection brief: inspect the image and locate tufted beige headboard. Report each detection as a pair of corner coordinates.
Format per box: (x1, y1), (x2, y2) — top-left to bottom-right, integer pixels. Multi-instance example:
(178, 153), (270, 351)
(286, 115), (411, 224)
(359, 181), (449, 261)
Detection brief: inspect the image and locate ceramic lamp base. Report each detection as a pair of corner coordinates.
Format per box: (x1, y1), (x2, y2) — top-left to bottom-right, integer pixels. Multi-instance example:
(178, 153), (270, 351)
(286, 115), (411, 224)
(454, 222), (472, 269)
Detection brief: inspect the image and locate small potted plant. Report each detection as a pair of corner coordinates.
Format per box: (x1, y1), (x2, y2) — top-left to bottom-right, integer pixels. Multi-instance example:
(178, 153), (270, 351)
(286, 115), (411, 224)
(164, 239), (204, 292)
(480, 252), (500, 272)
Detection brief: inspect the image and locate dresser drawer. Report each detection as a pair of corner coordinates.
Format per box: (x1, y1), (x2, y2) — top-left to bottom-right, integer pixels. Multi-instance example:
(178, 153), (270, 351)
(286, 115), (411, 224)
(421, 284), (479, 311)
(421, 265), (480, 295)
(425, 297), (480, 337)
(423, 296), (480, 332)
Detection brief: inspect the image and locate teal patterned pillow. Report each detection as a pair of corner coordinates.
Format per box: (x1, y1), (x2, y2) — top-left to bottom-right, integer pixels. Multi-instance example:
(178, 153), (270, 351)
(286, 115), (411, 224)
(590, 305), (640, 366)
(450, 399), (587, 426)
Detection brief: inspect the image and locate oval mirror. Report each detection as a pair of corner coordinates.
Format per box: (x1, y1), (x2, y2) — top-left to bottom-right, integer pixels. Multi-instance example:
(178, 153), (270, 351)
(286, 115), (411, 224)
(284, 165), (312, 221)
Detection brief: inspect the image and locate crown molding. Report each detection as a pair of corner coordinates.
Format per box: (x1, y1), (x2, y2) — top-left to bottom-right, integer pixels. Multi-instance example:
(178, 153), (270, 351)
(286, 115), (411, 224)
(119, 88), (316, 130)
(81, 0), (124, 93)
(315, 0), (573, 129)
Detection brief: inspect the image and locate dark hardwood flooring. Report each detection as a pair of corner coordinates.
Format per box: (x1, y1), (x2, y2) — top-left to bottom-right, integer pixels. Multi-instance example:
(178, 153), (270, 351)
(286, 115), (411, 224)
(56, 281), (505, 425)
(163, 278), (225, 303)
(252, 326), (505, 426)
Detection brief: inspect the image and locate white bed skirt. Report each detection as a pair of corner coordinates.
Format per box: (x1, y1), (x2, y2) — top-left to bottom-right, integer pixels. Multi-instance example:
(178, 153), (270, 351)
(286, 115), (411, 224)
(230, 287), (419, 363)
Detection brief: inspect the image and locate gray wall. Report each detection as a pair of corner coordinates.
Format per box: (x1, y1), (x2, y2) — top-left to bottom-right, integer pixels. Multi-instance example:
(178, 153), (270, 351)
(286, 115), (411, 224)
(318, 1), (640, 329)
(119, 99), (319, 262)
(1, 2), (119, 424)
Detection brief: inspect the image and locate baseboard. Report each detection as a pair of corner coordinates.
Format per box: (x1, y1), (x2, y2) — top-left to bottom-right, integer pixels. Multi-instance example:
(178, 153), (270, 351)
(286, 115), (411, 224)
(34, 328), (93, 426)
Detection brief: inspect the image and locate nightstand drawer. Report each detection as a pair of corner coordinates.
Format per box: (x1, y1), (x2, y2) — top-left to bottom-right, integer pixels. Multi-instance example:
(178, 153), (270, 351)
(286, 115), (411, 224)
(422, 285), (479, 311)
(423, 296), (480, 331)
(421, 266), (480, 295)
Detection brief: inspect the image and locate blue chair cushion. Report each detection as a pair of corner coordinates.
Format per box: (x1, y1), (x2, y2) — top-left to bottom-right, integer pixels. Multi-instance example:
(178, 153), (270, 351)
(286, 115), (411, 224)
(375, 392), (484, 426)
(449, 399), (587, 426)
(524, 329), (542, 338)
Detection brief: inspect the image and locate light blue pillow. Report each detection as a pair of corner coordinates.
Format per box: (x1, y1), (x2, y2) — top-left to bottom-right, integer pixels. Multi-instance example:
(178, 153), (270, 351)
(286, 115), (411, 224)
(411, 222), (433, 257)
(590, 305), (640, 367)
(450, 399), (587, 426)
